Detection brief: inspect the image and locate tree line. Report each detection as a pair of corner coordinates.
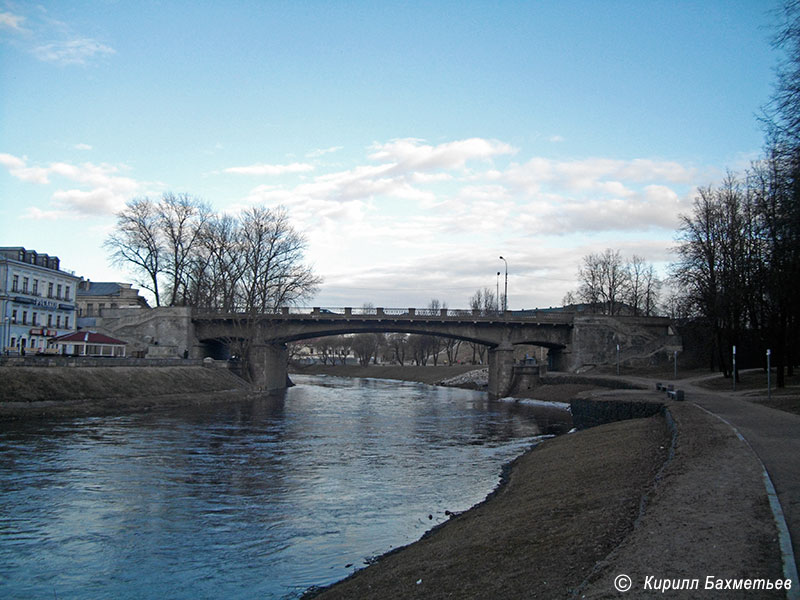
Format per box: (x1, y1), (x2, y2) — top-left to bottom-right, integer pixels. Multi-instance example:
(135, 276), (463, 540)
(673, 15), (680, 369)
(105, 193), (321, 311)
(563, 250), (661, 317)
(303, 331), (465, 367)
(668, 1), (800, 386)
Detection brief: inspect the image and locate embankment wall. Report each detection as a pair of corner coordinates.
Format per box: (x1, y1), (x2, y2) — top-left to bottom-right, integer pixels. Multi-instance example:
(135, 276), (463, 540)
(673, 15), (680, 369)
(0, 365), (250, 403)
(570, 397), (664, 430)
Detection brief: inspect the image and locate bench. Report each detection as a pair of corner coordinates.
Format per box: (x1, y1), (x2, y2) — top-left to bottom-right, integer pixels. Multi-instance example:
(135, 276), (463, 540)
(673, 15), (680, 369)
(666, 389), (685, 401)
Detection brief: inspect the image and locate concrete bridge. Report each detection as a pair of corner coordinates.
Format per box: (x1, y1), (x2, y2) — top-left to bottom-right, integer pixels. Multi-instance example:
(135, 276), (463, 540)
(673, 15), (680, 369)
(84, 305), (681, 399)
(189, 307), (681, 399)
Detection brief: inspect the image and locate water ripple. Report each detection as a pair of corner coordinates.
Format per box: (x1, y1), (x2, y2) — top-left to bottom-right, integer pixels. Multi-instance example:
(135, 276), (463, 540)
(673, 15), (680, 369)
(0, 374), (570, 599)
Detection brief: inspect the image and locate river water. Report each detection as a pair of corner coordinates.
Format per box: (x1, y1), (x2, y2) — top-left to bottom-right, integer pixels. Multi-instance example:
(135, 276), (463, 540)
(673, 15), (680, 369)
(0, 374), (571, 599)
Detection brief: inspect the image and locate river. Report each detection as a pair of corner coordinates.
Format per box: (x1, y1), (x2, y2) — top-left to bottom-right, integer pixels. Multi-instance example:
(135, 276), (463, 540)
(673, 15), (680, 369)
(0, 374), (571, 599)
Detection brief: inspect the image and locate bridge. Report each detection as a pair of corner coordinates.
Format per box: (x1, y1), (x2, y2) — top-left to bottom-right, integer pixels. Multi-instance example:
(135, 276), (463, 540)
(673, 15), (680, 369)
(85, 305), (680, 399)
(189, 307), (681, 399)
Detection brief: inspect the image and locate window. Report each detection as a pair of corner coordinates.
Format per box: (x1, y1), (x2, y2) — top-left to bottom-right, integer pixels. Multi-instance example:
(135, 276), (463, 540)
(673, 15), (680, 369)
(48, 282), (53, 298)
(64, 316), (69, 329)
(56, 315), (61, 328)
(12, 275), (19, 292)
(56, 284), (62, 299)
(22, 277), (28, 293)
(65, 286), (71, 301)
(32, 313), (37, 326)
(22, 311), (27, 325)
(33, 279), (39, 295)
(47, 314), (53, 327)
(11, 310), (17, 323)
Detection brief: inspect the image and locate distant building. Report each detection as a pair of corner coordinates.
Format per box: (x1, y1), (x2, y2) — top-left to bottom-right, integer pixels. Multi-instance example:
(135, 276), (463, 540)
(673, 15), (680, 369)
(76, 280), (150, 317)
(0, 246), (80, 354)
(50, 330), (127, 357)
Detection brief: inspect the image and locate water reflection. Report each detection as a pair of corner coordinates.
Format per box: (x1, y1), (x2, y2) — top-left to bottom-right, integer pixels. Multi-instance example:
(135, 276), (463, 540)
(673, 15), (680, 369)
(0, 375), (570, 599)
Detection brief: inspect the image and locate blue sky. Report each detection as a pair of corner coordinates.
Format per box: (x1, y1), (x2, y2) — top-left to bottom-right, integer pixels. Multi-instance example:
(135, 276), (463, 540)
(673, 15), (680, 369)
(0, 0), (782, 309)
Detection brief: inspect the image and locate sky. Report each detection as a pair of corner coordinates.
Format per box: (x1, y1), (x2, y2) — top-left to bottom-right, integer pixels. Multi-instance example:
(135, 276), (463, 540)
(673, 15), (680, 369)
(0, 0), (784, 310)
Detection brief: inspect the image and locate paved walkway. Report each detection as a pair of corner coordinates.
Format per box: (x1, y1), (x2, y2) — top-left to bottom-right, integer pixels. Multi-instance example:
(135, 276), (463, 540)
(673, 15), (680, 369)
(681, 377), (800, 569)
(614, 372), (800, 578)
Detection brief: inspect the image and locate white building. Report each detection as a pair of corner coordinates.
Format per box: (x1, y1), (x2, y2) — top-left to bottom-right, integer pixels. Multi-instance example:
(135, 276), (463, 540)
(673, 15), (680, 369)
(0, 247), (80, 355)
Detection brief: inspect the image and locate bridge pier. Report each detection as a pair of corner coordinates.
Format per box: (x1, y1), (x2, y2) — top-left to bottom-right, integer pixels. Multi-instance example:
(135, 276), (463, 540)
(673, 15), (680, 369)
(488, 342), (515, 400)
(248, 343), (289, 391)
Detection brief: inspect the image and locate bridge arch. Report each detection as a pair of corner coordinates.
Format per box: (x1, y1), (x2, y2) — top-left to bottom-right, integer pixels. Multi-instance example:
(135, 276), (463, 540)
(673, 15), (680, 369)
(270, 325), (499, 349)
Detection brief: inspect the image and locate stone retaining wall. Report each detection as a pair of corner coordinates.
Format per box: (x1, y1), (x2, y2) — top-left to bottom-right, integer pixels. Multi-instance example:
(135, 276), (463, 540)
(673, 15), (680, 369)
(570, 397), (664, 429)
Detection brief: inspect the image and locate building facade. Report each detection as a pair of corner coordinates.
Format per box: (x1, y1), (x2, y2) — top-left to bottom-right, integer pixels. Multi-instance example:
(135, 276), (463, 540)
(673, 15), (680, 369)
(76, 280), (150, 317)
(0, 247), (80, 354)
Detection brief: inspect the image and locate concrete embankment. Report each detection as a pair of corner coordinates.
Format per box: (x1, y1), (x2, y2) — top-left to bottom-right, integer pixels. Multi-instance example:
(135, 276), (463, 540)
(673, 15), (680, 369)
(0, 364), (252, 420)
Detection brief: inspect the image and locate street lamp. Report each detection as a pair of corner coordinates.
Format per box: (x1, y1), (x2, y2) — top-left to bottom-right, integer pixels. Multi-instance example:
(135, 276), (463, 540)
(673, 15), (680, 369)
(499, 256), (508, 312)
(496, 272), (500, 314)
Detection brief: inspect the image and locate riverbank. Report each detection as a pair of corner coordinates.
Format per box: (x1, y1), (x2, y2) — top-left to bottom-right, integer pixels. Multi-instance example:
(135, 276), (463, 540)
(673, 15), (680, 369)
(0, 365), (253, 420)
(309, 391), (785, 599)
(291, 363), (481, 386)
(290, 363), (640, 404)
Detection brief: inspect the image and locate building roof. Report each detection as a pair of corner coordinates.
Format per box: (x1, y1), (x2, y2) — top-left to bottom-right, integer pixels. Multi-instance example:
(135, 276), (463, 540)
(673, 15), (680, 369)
(77, 282), (125, 296)
(51, 331), (127, 345)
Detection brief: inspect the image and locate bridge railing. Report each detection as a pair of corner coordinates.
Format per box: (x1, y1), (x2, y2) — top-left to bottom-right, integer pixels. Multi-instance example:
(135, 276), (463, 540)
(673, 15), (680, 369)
(192, 306), (579, 323)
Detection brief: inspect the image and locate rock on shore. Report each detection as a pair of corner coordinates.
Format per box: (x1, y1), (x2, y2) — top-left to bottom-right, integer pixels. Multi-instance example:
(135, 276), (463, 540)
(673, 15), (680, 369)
(435, 368), (488, 389)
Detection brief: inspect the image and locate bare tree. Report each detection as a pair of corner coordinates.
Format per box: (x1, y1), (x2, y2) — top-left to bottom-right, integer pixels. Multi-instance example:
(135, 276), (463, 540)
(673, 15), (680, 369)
(466, 288), (494, 363)
(158, 193), (211, 306)
(351, 333), (379, 367)
(444, 337), (462, 365)
(578, 249), (629, 315)
(105, 197), (164, 305)
(388, 333), (408, 365)
(625, 256), (661, 316)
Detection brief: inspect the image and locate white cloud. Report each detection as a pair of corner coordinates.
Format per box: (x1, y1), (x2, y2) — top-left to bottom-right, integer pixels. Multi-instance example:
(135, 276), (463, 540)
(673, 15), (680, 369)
(74, 143), (92, 151)
(306, 146), (344, 158)
(502, 156), (698, 195)
(33, 37), (115, 65)
(0, 11), (26, 32)
(224, 162), (315, 176)
(369, 137), (517, 173)
(0, 153), (51, 184)
(1, 153), (144, 216)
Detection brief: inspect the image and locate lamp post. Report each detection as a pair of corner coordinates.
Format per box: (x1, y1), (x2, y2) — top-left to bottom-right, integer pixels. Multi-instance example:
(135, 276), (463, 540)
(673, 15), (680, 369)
(2, 316), (8, 356)
(767, 349), (772, 403)
(496, 271), (501, 314)
(499, 256), (508, 312)
(673, 350), (678, 380)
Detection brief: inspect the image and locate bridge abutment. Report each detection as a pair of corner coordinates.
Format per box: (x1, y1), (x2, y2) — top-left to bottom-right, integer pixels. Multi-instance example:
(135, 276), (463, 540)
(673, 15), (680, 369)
(248, 343), (289, 391)
(488, 343), (515, 399)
